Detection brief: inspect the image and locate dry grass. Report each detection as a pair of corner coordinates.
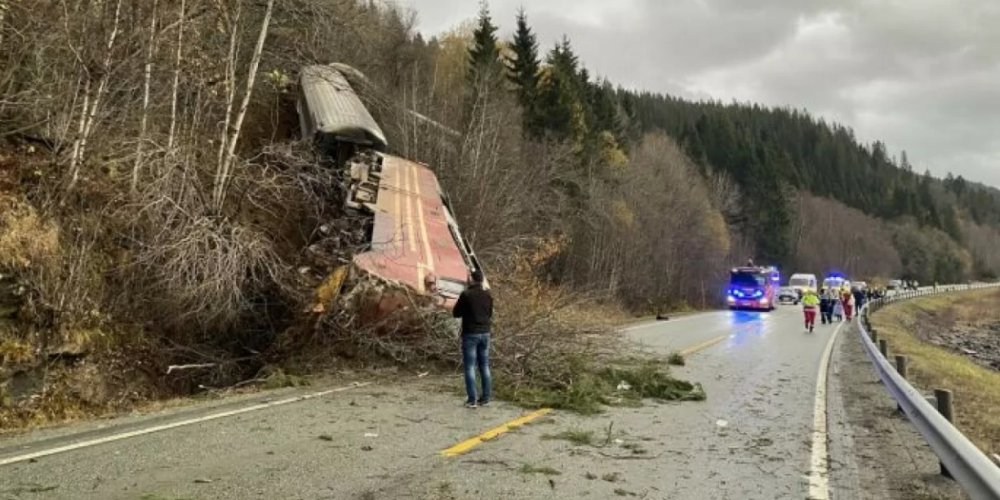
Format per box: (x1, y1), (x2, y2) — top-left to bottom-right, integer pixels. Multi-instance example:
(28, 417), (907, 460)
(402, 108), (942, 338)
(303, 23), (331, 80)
(0, 193), (60, 271)
(872, 289), (1000, 454)
(0, 338), (34, 365)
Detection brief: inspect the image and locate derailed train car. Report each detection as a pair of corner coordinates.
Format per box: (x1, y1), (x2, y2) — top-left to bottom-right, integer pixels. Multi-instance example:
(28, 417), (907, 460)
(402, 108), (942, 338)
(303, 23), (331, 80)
(297, 64), (485, 312)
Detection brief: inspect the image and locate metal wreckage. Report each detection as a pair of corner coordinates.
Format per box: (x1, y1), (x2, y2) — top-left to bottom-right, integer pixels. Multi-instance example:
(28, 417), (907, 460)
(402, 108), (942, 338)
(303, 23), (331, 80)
(296, 64), (486, 329)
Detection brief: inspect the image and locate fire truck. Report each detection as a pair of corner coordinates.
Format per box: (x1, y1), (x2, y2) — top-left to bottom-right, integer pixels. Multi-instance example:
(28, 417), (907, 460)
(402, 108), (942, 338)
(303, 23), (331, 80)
(726, 266), (780, 311)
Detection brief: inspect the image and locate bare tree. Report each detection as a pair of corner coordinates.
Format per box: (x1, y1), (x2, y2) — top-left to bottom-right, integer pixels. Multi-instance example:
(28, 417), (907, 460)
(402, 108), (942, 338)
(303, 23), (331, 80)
(0, 0), (7, 54)
(166, 0), (186, 151)
(213, 0), (275, 213)
(68, 0), (124, 188)
(133, 0), (160, 192)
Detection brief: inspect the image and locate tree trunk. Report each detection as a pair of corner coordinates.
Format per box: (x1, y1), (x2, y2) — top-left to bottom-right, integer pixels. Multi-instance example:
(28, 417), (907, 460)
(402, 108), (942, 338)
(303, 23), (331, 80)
(214, 0), (275, 213)
(215, 0), (241, 190)
(133, 0), (159, 192)
(68, 0), (124, 189)
(167, 0), (186, 151)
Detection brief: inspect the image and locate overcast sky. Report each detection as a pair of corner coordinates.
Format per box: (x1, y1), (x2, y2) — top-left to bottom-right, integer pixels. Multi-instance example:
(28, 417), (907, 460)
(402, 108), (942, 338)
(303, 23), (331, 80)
(397, 0), (1000, 188)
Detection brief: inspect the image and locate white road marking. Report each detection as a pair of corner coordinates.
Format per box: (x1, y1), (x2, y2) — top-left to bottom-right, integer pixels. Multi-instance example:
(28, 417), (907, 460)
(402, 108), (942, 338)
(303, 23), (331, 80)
(808, 322), (844, 499)
(0, 382), (371, 467)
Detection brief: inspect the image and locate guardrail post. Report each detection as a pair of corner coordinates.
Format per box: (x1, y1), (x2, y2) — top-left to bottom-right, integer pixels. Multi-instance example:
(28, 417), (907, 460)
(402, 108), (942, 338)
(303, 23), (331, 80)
(871, 329), (878, 344)
(894, 355), (908, 413)
(935, 388), (955, 479)
(895, 355), (908, 378)
(879, 339), (889, 358)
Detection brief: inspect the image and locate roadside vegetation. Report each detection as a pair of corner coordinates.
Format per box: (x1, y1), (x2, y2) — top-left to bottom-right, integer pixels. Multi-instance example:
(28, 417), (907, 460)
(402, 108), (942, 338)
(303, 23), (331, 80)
(872, 289), (1000, 454)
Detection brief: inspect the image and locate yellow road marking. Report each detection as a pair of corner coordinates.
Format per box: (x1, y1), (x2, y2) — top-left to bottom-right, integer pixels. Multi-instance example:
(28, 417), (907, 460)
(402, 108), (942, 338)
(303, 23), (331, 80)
(441, 408), (552, 457)
(679, 335), (728, 357)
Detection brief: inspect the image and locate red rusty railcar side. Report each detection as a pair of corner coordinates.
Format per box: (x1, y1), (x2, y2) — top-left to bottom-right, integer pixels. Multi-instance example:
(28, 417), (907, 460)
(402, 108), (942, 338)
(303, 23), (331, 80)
(352, 154), (473, 308)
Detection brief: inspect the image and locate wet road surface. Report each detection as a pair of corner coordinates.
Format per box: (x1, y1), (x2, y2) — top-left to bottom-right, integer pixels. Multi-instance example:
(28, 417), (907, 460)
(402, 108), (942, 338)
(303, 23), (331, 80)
(0, 305), (878, 499)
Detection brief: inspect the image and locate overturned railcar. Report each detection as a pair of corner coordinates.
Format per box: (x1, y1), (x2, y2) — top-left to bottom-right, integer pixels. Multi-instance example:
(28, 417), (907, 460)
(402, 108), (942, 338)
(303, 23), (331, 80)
(297, 64), (485, 310)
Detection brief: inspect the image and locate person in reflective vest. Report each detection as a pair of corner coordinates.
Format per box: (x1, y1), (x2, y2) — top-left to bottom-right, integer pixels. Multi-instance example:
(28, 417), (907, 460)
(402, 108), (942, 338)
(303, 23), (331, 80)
(801, 289), (820, 333)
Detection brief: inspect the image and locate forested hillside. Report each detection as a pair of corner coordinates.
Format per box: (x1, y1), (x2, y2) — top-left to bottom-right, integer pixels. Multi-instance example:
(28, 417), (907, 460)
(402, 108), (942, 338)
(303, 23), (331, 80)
(447, 5), (1000, 286)
(2, 0), (997, 323)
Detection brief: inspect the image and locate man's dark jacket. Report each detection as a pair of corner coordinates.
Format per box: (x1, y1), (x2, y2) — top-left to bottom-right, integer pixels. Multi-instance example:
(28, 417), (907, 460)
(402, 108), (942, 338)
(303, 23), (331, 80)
(453, 284), (493, 335)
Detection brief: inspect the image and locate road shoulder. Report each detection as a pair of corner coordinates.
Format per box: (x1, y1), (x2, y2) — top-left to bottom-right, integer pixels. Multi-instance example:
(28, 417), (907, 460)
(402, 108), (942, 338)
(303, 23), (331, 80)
(827, 322), (966, 499)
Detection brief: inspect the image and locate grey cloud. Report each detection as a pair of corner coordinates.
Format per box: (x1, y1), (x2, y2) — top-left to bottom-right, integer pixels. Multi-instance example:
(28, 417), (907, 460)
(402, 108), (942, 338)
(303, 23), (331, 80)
(399, 0), (1000, 187)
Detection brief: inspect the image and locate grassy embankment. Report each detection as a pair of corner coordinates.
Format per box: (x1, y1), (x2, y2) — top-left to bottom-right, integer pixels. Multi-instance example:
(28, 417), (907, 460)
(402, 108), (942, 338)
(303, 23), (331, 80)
(871, 289), (1000, 454)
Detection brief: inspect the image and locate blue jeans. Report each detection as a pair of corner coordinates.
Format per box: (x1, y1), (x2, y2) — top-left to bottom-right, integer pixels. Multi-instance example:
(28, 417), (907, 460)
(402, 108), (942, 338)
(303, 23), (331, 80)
(461, 333), (491, 404)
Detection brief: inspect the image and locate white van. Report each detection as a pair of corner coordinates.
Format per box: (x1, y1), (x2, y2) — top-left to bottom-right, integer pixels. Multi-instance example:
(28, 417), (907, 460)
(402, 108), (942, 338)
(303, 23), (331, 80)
(788, 273), (818, 295)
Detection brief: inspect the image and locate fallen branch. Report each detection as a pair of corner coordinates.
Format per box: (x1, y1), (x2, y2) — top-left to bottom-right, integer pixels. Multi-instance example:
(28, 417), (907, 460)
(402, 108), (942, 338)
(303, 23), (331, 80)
(596, 451), (663, 460)
(166, 363), (217, 374)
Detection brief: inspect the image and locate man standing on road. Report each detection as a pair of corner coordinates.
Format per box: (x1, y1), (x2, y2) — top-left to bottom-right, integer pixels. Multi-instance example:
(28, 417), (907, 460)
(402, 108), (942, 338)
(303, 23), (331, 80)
(453, 270), (493, 408)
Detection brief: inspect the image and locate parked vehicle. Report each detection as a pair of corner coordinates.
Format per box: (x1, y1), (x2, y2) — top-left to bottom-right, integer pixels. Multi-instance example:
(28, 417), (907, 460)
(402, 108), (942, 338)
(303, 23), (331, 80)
(777, 287), (799, 304)
(788, 273), (817, 297)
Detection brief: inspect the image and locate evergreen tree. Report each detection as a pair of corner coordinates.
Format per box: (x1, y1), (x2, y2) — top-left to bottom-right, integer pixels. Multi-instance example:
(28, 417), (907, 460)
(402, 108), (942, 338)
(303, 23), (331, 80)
(507, 9), (539, 98)
(548, 36), (579, 77)
(468, 2), (500, 82)
(534, 38), (583, 141)
(506, 8), (542, 135)
(899, 150), (912, 172)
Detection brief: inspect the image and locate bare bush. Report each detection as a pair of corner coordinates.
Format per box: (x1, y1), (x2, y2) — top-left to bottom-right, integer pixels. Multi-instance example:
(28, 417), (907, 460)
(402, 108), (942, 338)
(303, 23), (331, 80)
(557, 133), (731, 310)
(134, 215), (285, 335)
(962, 220), (1000, 277)
(792, 193), (903, 279)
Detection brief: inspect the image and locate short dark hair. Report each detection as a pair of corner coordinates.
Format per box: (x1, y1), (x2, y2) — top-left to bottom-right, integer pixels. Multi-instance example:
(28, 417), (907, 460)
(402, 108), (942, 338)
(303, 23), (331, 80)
(470, 269), (484, 283)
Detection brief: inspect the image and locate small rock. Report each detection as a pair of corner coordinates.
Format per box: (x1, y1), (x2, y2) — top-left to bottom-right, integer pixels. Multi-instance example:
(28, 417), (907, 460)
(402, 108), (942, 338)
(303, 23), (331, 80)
(361, 445), (374, 451)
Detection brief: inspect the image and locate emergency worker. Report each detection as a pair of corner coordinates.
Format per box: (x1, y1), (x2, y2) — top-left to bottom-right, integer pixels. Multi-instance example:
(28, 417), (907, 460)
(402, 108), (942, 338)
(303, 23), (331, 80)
(801, 289), (820, 333)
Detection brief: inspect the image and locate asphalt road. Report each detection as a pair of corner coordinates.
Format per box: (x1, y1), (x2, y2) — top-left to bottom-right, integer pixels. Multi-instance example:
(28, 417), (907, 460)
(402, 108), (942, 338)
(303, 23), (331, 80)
(0, 305), (931, 499)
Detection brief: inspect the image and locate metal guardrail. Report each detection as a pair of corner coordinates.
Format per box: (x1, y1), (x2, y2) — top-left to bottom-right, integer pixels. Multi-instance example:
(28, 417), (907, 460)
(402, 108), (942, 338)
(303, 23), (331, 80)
(858, 282), (1000, 500)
